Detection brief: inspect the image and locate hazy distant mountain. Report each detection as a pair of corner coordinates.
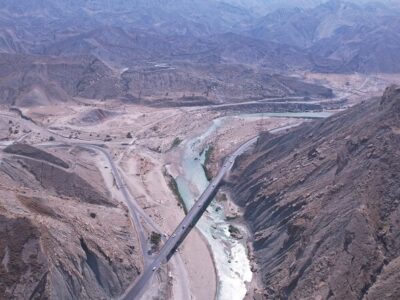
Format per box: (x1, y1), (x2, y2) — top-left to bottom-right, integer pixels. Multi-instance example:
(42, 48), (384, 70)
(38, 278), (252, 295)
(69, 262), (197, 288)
(225, 0), (400, 15)
(0, 0), (253, 37)
(0, 0), (399, 108)
(248, 0), (400, 72)
(1, 0), (399, 73)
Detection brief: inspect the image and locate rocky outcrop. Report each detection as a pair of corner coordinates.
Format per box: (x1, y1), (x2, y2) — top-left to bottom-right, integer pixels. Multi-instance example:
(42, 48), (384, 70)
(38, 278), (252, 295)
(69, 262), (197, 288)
(230, 86), (400, 299)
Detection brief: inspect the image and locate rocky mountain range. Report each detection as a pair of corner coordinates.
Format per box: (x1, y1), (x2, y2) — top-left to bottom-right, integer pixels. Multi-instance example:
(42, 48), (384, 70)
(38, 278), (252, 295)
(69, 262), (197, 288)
(249, 1), (400, 73)
(230, 86), (400, 299)
(0, 0), (399, 106)
(1, 1), (400, 299)
(0, 53), (120, 106)
(0, 52), (334, 107)
(1, 0), (399, 65)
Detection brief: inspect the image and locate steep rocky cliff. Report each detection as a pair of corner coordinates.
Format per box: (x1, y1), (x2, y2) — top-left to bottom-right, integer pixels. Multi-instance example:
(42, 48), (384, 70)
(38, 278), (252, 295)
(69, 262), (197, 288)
(0, 145), (141, 299)
(231, 86), (400, 299)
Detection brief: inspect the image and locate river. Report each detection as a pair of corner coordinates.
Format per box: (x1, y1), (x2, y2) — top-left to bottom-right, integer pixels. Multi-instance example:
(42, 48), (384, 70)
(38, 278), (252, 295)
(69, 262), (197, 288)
(175, 111), (332, 300)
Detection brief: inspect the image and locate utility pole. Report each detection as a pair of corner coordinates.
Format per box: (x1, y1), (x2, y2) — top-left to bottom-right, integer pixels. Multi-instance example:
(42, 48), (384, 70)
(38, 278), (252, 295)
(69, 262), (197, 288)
(257, 112), (265, 133)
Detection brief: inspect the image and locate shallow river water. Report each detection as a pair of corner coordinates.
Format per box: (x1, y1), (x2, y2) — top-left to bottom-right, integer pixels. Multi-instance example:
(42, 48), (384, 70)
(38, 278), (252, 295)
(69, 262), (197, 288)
(176, 112), (332, 300)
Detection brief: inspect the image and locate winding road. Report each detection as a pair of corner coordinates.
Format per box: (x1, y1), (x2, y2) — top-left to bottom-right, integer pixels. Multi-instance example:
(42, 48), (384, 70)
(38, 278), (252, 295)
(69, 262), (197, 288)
(81, 145), (151, 263)
(0, 108), (192, 300)
(79, 144), (191, 300)
(0, 108), (319, 300)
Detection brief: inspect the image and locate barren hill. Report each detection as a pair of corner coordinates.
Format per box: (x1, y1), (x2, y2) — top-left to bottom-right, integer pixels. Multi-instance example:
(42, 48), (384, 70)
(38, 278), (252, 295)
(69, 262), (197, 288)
(230, 86), (400, 299)
(0, 53), (123, 106)
(249, 0), (400, 73)
(0, 144), (141, 299)
(0, 52), (333, 107)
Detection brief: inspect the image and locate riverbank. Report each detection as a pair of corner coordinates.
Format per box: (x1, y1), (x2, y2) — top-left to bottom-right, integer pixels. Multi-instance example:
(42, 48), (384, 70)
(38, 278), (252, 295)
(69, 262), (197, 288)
(38, 100), (333, 299)
(119, 148), (218, 300)
(180, 228), (218, 300)
(192, 112), (335, 299)
(170, 113), (310, 299)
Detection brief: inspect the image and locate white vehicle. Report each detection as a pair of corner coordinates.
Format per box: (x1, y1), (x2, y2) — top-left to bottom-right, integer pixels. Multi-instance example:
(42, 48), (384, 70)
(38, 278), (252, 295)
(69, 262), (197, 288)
(152, 267), (156, 271)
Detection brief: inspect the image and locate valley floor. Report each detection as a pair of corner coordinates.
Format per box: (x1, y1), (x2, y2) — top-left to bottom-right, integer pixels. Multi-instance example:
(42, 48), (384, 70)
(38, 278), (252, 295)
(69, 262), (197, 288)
(1, 73), (399, 299)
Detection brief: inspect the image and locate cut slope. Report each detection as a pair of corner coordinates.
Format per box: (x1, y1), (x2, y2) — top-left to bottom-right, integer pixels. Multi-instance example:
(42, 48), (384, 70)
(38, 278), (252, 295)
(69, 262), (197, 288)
(4, 143), (69, 168)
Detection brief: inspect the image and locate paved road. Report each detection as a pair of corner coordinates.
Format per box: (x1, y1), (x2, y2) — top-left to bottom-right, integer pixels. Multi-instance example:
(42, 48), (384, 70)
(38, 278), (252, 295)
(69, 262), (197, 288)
(81, 145), (152, 264)
(2, 108), (312, 300)
(0, 113), (154, 264)
(29, 136), (191, 299)
(121, 123), (301, 300)
(121, 135), (259, 300)
(81, 144), (192, 300)
(208, 96), (306, 109)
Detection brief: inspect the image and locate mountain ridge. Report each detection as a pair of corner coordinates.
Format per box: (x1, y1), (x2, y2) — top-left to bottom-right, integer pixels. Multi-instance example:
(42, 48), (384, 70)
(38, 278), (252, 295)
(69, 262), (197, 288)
(230, 86), (400, 299)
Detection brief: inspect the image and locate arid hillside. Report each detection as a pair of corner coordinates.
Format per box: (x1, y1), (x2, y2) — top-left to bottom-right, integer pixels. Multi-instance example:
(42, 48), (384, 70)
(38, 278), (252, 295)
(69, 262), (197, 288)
(230, 86), (400, 299)
(0, 144), (142, 299)
(0, 53), (124, 106)
(0, 53), (333, 107)
(1, 0), (399, 108)
(248, 1), (400, 73)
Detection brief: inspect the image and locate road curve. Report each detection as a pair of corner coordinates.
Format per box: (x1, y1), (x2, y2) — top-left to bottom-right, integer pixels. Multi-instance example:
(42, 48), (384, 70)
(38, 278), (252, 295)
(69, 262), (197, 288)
(83, 144), (192, 300)
(34, 141), (192, 300)
(1, 105), (309, 300)
(82, 145), (151, 263)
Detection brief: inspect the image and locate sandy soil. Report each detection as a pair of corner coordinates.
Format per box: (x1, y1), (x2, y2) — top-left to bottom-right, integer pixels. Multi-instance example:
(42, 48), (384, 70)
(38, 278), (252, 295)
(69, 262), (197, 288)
(1, 101), (220, 299)
(4, 100), (314, 299)
(179, 228), (217, 300)
(119, 139), (217, 300)
(2, 77), (388, 299)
